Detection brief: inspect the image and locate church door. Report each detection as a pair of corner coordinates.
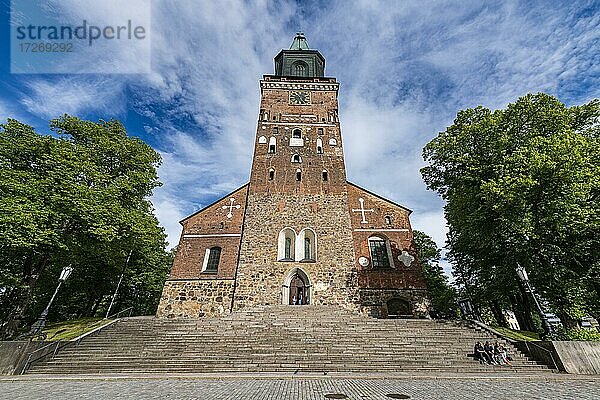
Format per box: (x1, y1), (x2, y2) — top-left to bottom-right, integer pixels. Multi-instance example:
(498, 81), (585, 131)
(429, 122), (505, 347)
(289, 274), (307, 305)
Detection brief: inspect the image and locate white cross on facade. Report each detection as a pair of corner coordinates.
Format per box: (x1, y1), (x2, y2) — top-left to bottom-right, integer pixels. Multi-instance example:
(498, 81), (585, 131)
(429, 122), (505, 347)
(352, 197), (374, 224)
(222, 198), (241, 219)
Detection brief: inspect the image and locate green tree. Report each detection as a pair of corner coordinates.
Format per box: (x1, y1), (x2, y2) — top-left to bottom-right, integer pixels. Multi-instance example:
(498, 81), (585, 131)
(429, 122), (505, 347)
(421, 93), (600, 333)
(0, 116), (170, 338)
(413, 230), (458, 318)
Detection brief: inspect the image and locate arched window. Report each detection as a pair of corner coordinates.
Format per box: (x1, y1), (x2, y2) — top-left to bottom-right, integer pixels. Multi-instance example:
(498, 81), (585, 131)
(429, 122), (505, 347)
(329, 138), (337, 146)
(296, 169), (302, 181)
(297, 228), (317, 261)
(368, 236), (392, 268)
(291, 154), (301, 163)
(258, 136), (267, 144)
(322, 170), (328, 181)
(316, 138), (323, 154)
(203, 246), (221, 273)
(292, 60), (309, 77)
(385, 215), (391, 225)
(317, 128), (324, 135)
(269, 168), (275, 180)
(278, 228), (296, 261)
(292, 129), (302, 138)
(268, 137), (276, 153)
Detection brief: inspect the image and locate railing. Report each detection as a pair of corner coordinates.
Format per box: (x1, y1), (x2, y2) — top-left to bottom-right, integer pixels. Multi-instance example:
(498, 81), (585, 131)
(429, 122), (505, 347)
(523, 340), (559, 371)
(20, 307), (133, 374)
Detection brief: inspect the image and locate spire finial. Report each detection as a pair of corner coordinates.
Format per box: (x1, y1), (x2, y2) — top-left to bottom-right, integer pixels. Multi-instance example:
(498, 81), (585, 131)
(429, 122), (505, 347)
(290, 32), (309, 50)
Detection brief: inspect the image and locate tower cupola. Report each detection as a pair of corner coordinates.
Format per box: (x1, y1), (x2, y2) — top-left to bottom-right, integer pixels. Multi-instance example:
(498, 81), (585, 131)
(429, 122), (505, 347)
(274, 33), (325, 78)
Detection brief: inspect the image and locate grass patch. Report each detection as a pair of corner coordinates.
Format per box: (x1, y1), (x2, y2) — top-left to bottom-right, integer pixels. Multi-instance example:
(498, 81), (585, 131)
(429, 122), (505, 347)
(493, 326), (540, 341)
(39, 317), (114, 341)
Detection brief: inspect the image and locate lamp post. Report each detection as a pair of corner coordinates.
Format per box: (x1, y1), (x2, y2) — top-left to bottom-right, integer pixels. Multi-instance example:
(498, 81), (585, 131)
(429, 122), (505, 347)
(29, 265), (73, 339)
(515, 263), (553, 340)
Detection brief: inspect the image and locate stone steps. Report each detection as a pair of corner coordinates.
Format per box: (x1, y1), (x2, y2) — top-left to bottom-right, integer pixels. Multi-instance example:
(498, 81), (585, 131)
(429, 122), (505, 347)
(26, 306), (554, 374)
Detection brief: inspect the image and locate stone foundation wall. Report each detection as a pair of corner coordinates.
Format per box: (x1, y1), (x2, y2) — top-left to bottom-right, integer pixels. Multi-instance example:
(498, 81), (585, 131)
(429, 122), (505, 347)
(156, 279), (235, 318)
(233, 192), (360, 312)
(359, 288), (430, 319)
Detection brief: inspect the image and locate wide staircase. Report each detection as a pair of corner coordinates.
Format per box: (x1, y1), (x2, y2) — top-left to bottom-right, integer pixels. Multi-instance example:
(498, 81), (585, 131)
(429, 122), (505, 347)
(26, 306), (553, 374)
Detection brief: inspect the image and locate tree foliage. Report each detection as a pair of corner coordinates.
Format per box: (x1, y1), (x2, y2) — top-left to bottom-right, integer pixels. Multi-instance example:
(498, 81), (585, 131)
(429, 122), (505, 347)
(421, 93), (600, 330)
(413, 230), (459, 318)
(0, 116), (171, 338)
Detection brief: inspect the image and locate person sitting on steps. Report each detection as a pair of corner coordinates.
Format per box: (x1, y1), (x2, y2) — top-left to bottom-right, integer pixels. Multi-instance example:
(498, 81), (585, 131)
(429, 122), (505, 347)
(474, 341), (491, 364)
(484, 341), (497, 365)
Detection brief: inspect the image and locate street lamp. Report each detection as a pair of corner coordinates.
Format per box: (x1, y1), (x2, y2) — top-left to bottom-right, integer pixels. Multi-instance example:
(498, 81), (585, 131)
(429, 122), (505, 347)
(515, 263), (553, 340)
(29, 265), (74, 339)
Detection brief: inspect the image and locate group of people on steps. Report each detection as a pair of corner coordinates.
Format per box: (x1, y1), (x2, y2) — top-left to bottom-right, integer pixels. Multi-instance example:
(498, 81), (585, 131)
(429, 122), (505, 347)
(474, 340), (512, 365)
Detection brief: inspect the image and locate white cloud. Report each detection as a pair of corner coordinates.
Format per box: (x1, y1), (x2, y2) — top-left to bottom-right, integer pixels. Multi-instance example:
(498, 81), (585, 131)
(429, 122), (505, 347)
(20, 78), (126, 119)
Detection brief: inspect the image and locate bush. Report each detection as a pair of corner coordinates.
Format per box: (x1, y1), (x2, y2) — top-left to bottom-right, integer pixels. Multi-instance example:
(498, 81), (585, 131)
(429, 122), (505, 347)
(557, 328), (600, 341)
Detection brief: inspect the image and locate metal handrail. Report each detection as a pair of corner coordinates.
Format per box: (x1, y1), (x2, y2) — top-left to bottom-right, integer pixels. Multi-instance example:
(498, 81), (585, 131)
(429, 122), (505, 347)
(523, 340), (559, 371)
(20, 306), (134, 374)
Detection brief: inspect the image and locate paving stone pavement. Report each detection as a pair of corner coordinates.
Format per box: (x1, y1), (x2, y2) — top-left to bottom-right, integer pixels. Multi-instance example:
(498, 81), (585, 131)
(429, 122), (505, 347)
(1, 374), (599, 400)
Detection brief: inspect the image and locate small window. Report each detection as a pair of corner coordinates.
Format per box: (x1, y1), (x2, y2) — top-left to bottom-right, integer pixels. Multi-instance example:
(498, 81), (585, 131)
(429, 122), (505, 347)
(292, 129), (302, 139)
(296, 169), (302, 181)
(385, 216), (391, 225)
(269, 169), (275, 180)
(273, 127), (278, 134)
(258, 136), (267, 144)
(329, 138), (337, 146)
(318, 128), (324, 135)
(316, 138), (323, 154)
(292, 154), (301, 163)
(322, 170), (328, 181)
(205, 247), (221, 272)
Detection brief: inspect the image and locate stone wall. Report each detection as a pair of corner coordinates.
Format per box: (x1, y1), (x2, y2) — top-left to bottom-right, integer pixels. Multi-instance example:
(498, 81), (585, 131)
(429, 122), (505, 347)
(156, 279), (235, 318)
(0, 341), (47, 375)
(518, 341), (600, 374)
(233, 192), (360, 311)
(359, 288), (430, 319)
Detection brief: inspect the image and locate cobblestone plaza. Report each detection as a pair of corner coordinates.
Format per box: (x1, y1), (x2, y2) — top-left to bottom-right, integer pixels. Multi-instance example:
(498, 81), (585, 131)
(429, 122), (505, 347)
(2, 374), (599, 400)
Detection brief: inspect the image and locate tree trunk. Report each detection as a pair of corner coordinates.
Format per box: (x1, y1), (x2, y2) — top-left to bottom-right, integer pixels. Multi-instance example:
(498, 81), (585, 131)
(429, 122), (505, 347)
(510, 290), (536, 332)
(1, 252), (50, 338)
(490, 299), (508, 327)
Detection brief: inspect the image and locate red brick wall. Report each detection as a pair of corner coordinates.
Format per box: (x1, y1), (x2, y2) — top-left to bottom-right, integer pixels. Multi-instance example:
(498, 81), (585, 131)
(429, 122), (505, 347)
(168, 184), (248, 280)
(347, 183), (426, 290)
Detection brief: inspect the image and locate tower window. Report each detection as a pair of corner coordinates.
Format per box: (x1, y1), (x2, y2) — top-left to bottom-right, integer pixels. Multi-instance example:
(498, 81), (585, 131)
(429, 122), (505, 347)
(318, 128), (323, 135)
(285, 237), (292, 259)
(316, 138), (323, 154)
(296, 169), (302, 181)
(269, 137), (276, 154)
(291, 154), (301, 163)
(322, 170), (328, 181)
(292, 129), (302, 139)
(258, 136), (267, 144)
(329, 138), (337, 146)
(385, 216), (391, 225)
(273, 127), (278, 134)
(269, 168), (275, 180)
(304, 237), (311, 260)
(292, 60), (309, 77)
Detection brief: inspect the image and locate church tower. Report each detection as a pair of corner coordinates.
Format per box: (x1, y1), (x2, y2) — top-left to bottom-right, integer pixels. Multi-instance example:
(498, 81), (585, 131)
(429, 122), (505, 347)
(157, 34), (429, 319)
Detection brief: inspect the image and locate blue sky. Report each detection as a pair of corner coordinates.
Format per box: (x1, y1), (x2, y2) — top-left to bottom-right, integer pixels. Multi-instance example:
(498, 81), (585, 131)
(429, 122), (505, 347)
(2, 0), (599, 276)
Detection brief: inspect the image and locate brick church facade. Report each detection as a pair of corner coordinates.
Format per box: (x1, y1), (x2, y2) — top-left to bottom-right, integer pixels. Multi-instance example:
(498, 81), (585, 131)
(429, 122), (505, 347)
(157, 34), (429, 319)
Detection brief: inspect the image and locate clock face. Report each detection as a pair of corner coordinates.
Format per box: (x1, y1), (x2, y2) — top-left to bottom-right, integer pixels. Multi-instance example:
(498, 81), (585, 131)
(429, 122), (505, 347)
(289, 91), (311, 105)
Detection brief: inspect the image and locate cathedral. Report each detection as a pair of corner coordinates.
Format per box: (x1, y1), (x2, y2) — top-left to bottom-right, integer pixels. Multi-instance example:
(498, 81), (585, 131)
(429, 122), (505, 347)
(157, 34), (429, 319)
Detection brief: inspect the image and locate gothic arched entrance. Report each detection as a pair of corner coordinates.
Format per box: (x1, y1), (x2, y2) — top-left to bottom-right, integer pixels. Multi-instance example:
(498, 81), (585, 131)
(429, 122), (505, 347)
(387, 298), (411, 318)
(282, 268), (311, 305)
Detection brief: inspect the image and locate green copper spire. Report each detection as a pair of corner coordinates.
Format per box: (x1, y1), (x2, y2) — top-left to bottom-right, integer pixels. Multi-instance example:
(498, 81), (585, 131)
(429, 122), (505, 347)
(289, 32), (309, 50)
